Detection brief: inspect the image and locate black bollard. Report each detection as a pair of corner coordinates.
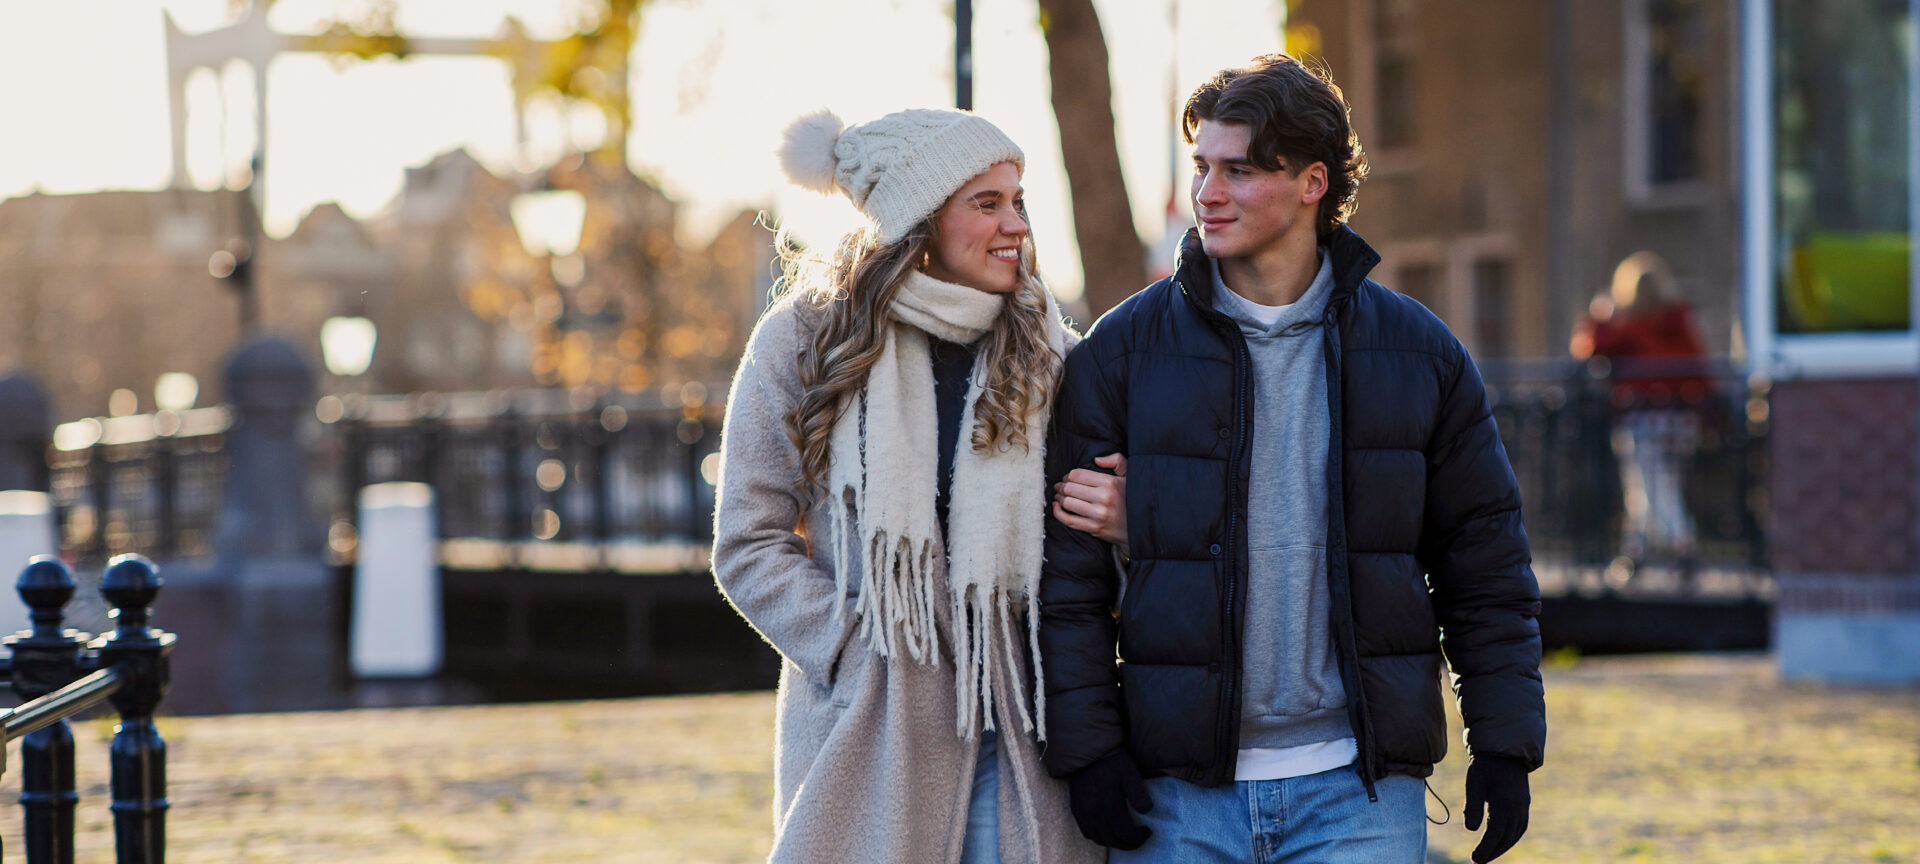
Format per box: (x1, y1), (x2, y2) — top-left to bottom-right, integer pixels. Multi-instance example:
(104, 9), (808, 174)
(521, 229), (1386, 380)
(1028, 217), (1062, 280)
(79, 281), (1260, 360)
(95, 554), (174, 864)
(5, 557), (88, 864)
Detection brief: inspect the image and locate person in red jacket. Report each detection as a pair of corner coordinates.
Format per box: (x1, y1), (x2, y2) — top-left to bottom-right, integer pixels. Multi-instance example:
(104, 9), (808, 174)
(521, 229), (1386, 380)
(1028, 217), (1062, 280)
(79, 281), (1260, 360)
(1571, 252), (1709, 582)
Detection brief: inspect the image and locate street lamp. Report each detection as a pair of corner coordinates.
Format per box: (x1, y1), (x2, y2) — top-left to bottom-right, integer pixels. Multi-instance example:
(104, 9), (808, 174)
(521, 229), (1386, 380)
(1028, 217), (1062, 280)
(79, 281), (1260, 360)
(321, 316), (378, 378)
(154, 372), (200, 413)
(510, 188), (590, 386)
(509, 189), (587, 259)
(956, 0), (972, 109)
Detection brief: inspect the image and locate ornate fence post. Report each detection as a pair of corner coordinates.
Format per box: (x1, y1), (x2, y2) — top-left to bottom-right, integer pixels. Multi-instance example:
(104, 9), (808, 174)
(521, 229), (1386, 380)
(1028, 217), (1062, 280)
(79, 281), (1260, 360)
(5, 557), (88, 864)
(95, 554), (174, 864)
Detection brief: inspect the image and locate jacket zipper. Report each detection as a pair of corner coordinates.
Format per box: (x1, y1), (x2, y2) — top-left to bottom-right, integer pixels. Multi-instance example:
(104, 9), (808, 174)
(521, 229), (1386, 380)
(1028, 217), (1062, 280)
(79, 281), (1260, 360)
(1217, 318), (1251, 788)
(1182, 275), (1252, 788)
(1322, 304), (1379, 802)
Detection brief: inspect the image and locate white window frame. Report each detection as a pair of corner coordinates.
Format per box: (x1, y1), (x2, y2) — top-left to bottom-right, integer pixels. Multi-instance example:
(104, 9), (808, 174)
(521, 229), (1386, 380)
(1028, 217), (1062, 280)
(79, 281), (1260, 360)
(1624, 0), (1714, 209)
(1739, 0), (1920, 378)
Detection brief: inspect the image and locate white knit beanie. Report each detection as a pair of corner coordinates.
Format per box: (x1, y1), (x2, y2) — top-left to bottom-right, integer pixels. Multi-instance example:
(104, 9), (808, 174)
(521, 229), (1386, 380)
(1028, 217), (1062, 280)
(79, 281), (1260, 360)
(778, 108), (1025, 245)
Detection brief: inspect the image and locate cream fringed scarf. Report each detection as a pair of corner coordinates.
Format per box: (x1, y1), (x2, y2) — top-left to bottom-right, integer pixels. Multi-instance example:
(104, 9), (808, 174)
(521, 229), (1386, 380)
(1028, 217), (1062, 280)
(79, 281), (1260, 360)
(825, 270), (1067, 741)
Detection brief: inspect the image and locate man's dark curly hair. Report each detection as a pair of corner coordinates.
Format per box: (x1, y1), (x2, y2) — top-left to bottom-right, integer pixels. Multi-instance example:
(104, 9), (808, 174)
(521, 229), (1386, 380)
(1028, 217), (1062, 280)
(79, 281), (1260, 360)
(1182, 54), (1369, 237)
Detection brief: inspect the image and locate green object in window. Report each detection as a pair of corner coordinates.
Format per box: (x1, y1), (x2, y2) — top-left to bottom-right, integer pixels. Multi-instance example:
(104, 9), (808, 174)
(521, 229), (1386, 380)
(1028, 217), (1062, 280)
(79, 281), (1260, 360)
(1785, 231), (1911, 332)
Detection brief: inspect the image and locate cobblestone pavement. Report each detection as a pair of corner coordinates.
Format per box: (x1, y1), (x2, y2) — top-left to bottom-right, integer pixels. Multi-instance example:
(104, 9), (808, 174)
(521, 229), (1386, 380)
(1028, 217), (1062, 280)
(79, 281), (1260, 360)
(0, 654), (1913, 863)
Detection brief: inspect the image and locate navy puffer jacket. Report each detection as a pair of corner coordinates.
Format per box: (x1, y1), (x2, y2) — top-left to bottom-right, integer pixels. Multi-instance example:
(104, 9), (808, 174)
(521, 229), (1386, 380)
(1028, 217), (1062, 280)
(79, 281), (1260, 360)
(1038, 226), (1546, 791)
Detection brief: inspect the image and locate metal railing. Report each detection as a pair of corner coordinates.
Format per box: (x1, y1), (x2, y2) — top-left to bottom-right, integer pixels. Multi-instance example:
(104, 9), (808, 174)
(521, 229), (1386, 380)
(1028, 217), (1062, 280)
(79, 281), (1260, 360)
(328, 387), (723, 566)
(42, 362), (1771, 593)
(48, 409), (231, 566)
(0, 555), (175, 863)
(1481, 356), (1769, 593)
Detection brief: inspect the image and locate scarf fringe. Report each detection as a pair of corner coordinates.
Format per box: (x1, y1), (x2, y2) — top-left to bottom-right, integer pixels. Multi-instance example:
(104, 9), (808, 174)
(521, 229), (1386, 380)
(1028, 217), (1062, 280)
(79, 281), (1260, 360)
(833, 516), (945, 665)
(952, 580), (1039, 741)
(831, 494), (1045, 742)
(821, 272), (1067, 742)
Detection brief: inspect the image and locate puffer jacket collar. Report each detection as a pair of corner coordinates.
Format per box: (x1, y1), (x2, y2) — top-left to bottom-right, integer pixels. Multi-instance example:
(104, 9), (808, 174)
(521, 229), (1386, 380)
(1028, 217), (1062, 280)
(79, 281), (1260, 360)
(1322, 224), (1386, 303)
(1169, 225), (1384, 318)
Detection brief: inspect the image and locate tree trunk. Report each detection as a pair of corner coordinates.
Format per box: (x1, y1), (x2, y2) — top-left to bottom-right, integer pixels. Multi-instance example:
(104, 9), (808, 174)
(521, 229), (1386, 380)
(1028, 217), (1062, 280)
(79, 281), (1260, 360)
(1038, 0), (1146, 318)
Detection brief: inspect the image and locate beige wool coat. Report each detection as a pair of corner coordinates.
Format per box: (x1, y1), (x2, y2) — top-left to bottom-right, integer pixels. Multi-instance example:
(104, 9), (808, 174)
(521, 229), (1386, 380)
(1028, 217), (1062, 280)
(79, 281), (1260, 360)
(711, 298), (1102, 864)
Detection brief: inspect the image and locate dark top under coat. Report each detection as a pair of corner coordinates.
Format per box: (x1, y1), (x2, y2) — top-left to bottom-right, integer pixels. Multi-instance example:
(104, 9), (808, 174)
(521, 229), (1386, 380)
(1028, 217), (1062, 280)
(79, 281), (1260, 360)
(931, 336), (977, 548)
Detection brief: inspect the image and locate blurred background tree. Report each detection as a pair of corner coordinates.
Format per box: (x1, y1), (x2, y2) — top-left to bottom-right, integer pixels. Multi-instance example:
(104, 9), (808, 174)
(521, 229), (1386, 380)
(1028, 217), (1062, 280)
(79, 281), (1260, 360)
(285, 0), (642, 162)
(301, 0), (1151, 333)
(1037, 0), (1146, 318)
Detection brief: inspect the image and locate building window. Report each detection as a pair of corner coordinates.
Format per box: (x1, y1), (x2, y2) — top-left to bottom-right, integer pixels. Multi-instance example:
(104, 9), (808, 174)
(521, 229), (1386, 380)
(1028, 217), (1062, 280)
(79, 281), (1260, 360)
(1648, 0), (1706, 183)
(1374, 0), (1418, 150)
(1626, 0), (1710, 204)
(1773, 0), (1910, 336)
(1743, 0), (1919, 375)
(1396, 262), (1443, 319)
(1472, 259), (1513, 359)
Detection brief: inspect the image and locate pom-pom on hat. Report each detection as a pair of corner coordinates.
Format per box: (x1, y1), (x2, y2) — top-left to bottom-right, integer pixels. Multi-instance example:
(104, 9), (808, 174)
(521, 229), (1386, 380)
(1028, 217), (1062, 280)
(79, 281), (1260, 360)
(778, 107), (1025, 245)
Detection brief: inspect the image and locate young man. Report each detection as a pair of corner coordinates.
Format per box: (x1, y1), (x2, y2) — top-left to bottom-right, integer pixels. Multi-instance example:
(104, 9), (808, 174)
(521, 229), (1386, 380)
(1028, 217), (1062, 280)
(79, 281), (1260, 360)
(1040, 54), (1545, 863)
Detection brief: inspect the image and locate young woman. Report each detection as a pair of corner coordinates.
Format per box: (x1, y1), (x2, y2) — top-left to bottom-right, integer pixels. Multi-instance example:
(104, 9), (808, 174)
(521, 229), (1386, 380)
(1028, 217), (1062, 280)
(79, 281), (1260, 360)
(711, 108), (1117, 864)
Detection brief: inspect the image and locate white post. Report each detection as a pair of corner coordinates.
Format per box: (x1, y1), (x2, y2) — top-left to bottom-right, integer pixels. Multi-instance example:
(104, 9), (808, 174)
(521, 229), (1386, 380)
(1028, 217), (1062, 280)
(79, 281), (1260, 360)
(350, 482), (442, 677)
(0, 491), (56, 635)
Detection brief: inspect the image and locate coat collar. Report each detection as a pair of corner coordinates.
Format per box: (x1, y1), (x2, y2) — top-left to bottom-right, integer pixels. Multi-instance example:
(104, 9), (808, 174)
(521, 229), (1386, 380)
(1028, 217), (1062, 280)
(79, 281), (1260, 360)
(1171, 224), (1383, 314)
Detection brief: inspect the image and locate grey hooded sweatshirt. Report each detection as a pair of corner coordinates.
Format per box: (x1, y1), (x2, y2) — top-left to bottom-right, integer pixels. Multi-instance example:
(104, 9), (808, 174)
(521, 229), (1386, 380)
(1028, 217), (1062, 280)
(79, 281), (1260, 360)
(1209, 252), (1357, 765)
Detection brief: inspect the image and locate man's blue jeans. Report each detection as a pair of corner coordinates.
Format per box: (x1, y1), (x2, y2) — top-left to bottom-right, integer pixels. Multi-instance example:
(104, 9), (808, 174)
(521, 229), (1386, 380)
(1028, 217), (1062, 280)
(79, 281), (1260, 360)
(1110, 764), (1427, 863)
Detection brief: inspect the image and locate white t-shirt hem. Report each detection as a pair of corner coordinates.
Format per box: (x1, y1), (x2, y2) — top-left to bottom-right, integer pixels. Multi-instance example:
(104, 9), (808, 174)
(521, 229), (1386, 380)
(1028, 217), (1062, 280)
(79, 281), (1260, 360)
(1234, 737), (1359, 782)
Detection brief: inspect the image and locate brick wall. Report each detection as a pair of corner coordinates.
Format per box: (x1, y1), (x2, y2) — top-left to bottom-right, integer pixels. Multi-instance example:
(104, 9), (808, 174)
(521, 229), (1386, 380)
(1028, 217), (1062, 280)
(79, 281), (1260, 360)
(1768, 378), (1919, 585)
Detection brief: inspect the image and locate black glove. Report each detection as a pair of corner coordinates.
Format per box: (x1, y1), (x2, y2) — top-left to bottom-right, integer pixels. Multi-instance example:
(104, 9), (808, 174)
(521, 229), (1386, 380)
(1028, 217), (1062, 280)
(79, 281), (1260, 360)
(1066, 750), (1154, 850)
(1463, 755), (1531, 863)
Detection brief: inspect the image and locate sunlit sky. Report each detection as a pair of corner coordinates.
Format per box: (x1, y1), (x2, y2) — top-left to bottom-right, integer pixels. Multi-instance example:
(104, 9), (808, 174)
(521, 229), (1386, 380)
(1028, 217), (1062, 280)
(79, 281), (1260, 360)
(0, 0), (1285, 299)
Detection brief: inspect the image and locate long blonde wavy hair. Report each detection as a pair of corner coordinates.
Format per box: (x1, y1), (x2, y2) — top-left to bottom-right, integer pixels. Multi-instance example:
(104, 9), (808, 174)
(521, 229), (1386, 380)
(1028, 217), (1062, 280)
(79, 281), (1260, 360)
(777, 219), (1064, 496)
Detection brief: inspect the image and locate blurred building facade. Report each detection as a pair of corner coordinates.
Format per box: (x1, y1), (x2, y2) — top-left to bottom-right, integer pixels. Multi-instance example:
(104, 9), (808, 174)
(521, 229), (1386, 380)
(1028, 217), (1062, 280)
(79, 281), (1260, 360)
(1289, 0), (1741, 360)
(0, 189), (251, 420)
(1290, 0), (1919, 681)
(0, 151), (772, 423)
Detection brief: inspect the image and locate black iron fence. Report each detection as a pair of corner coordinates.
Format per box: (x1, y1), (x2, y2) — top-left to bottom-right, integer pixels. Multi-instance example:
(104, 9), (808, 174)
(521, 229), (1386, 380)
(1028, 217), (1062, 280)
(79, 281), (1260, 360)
(326, 386), (723, 559)
(41, 387), (724, 570)
(322, 387), (742, 698)
(0, 554), (174, 863)
(48, 409), (231, 567)
(1481, 356), (1769, 591)
(43, 366), (1770, 592)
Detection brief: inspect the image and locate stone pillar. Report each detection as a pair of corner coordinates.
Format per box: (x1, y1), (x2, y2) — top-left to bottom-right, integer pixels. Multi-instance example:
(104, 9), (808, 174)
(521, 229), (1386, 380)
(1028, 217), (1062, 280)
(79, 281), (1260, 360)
(216, 338), (323, 566)
(211, 337), (340, 711)
(1769, 377), (1920, 683)
(0, 372), (55, 634)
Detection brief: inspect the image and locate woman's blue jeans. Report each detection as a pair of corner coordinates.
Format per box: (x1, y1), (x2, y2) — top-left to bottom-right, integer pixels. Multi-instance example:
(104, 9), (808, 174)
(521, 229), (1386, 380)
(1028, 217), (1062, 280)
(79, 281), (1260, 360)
(958, 729), (1000, 864)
